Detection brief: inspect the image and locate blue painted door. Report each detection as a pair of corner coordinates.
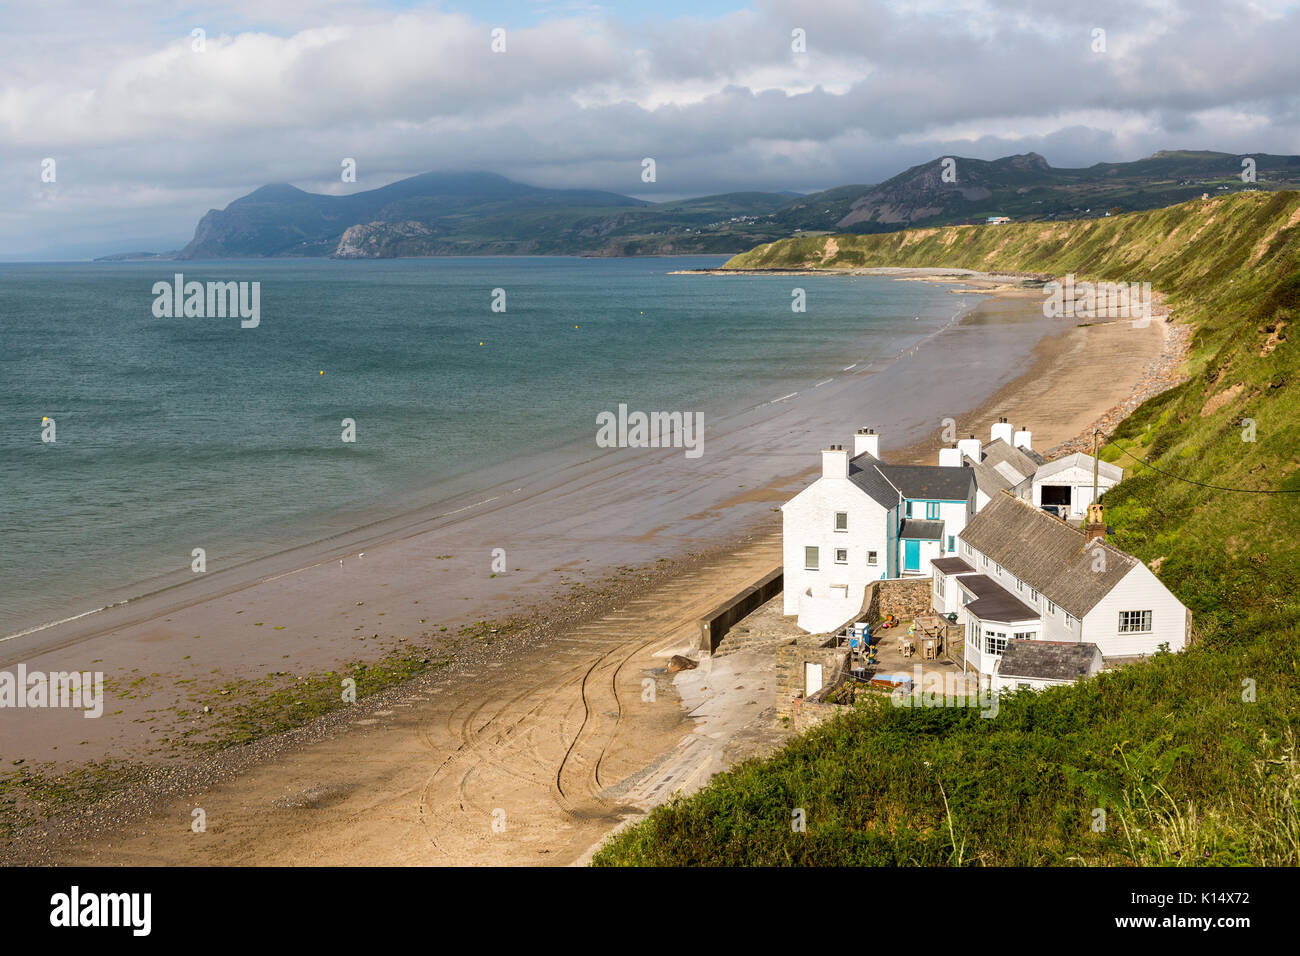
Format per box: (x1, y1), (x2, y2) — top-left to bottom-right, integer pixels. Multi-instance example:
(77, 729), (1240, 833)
(904, 540), (920, 572)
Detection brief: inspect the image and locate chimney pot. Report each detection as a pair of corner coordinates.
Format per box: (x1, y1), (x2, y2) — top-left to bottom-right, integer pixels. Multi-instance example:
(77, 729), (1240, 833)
(853, 428), (880, 459)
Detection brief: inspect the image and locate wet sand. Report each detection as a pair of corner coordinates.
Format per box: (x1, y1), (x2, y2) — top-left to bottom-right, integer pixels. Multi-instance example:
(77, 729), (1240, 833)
(0, 274), (1181, 863)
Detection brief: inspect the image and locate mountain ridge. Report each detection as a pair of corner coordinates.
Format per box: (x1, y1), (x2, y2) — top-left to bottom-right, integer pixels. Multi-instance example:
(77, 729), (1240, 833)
(111, 150), (1300, 260)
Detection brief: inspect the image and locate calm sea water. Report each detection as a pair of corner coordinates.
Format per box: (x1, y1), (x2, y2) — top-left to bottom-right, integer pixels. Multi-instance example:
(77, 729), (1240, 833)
(0, 257), (967, 634)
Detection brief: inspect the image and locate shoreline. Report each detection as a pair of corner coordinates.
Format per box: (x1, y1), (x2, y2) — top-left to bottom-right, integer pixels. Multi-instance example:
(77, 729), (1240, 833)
(0, 273), (1186, 862)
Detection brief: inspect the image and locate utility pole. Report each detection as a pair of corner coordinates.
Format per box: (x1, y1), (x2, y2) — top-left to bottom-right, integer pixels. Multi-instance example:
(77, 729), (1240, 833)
(1092, 428), (1100, 508)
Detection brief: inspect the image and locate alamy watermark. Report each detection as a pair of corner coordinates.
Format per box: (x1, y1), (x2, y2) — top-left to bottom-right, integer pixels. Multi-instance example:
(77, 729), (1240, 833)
(1043, 273), (1151, 326)
(890, 667), (1000, 718)
(596, 403), (704, 459)
(151, 273), (260, 328)
(0, 665), (104, 718)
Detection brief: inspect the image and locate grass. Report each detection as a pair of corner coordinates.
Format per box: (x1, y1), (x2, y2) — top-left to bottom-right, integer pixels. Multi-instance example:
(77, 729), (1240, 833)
(594, 192), (1300, 866)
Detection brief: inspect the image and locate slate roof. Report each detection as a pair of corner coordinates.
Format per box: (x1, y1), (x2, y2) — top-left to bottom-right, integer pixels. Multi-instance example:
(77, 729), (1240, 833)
(964, 438), (1038, 498)
(957, 574), (1040, 623)
(899, 519), (944, 540)
(1035, 451), (1124, 483)
(957, 492), (1137, 618)
(931, 557), (974, 575)
(997, 640), (1102, 682)
(848, 452), (900, 509)
(876, 463), (976, 502)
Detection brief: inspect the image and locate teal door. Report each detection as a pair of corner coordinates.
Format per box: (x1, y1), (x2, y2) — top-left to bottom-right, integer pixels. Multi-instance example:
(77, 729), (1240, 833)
(904, 540), (920, 572)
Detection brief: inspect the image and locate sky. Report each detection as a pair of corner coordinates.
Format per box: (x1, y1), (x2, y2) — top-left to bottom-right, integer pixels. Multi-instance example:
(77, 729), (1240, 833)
(3, 0), (1300, 257)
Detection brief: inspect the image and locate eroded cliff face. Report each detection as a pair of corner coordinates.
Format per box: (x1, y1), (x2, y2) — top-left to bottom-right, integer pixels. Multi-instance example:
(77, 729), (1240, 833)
(333, 221), (434, 258)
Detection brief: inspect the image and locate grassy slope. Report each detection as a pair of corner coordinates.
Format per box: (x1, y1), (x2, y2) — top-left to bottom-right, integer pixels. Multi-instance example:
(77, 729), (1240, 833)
(594, 192), (1300, 865)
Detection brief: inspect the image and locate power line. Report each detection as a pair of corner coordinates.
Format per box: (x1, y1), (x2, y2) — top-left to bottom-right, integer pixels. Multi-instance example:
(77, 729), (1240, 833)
(1103, 438), (1300, 495)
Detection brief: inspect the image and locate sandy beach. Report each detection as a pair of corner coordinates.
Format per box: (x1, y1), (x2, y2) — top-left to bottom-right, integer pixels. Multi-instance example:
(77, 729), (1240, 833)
(0, 271), (1186, 864)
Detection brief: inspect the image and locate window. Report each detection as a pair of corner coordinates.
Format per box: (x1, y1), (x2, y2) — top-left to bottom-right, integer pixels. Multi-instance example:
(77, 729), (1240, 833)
(834, 548), (848, 565)
(926, 501), (940, 520)
(936, 576), (946, 598)
(867, 550), (878, 566)
(834, 511), (848, 532)
(805, 546), (819, 571)
(982, 555), (989, 568)
(1047, 600), (1056, 616)
(1015, 578), (1025, 593)
(1013, 630), (1035, 642)
(1030, 588), (1039, 603)
(1118, 610), (1153, 633)
(1064, 613), (1075, 629)
(993, 562), (1002, 576)
(984, 630), (1008, 656)
(905, 501), (914, 517)
(963, 541), (973, 557)
(948, 535), (956, 552)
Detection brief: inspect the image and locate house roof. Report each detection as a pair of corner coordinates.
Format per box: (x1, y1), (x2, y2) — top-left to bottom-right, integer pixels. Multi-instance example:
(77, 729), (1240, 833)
(1036, 452), (1123, 483)
(899, 519), (944, 540)
(931, 556), (974, 575)
(957, 492), (1137, 618)
(958, 574), (1040, 623)
(876, 463), (975, 502)
(997, 640), (1102, 681)
(964, 438), (1038, 497)
(848, 452), (901, 508)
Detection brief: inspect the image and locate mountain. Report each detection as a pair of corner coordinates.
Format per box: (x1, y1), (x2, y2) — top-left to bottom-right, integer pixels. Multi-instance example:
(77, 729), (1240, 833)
(823, 149), (1300, 232)
(151, 151), (1300, 260)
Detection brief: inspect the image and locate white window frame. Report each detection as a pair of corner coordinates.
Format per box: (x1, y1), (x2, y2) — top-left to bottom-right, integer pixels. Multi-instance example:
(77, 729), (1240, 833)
(805, 546), (819, 571)
(834, 548), (848, 565)
(984, 630), (1008, 656)
(867, 550), (878, 566)
(1118, 610), (1153, 633)
(834, 511), (848, 532)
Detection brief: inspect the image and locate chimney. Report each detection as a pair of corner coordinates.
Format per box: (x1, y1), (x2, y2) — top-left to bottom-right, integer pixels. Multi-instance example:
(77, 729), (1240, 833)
(938, 444), (962, 467)
(1013, 428), (1033, 451)
(853, 427), (880, 459)
(1084, 502), (1106, 544)
(990, 417), (1014, 445)
(956, 433), (981, 464)
(822, 444), (849, 479)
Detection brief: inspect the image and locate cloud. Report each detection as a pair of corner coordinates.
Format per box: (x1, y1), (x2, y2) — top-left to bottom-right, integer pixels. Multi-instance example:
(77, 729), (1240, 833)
(1, 0), (1299, 255)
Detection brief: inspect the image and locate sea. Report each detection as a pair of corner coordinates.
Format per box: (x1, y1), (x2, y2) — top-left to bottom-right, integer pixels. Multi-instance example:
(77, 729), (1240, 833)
(0, 256), (982, 636)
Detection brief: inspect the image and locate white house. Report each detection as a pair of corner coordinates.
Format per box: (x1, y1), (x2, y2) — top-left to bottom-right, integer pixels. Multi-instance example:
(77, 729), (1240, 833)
(941, 491), (1190, 676)
(930, 556), (979, 619)
(992, 639), (1104, 693)
(782, 426), (976, 633)
(1031, 452), (1123, 518)
(948, 418), (1043, 511)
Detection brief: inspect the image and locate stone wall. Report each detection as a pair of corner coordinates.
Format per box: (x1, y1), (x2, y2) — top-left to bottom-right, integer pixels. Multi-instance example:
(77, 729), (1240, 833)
(788, 697), (850, 733)
(775, 635), (851, 718)
(861, 577), (933, 625)
(697, 566), (783, 654)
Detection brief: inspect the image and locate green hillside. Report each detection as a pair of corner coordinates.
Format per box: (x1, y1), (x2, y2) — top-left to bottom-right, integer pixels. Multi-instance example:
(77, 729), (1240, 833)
(594, 192), (1300, 866)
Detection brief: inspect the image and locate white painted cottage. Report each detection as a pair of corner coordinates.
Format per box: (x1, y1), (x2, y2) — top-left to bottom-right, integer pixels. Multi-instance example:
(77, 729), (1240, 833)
(992, 639), (1104, 693)
(936, 492), (1190, 677)
(1031, 451), (1123, 518)
(782, 427), (975, 633)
